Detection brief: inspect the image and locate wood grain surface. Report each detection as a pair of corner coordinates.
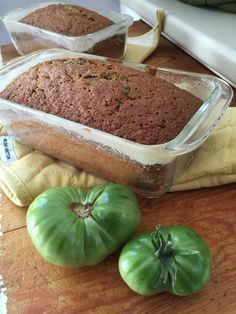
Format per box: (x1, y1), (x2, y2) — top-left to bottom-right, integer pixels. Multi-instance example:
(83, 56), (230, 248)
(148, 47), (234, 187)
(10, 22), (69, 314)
(0, 21), (236, 314)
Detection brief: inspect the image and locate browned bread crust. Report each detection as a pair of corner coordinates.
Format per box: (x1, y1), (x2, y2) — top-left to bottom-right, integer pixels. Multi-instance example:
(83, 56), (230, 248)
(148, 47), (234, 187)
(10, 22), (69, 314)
(20, 4), (113, 36)
(0, 58), (202, 145)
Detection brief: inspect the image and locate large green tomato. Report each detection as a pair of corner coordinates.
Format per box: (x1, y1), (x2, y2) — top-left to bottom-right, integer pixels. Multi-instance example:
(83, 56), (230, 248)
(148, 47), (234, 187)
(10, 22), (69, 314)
(27, 183), (140, 267)
(118, 225), (212, 296)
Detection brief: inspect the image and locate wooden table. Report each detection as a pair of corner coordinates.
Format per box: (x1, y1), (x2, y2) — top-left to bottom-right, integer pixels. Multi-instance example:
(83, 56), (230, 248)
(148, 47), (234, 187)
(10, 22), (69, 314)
(0, 21), (236, 314)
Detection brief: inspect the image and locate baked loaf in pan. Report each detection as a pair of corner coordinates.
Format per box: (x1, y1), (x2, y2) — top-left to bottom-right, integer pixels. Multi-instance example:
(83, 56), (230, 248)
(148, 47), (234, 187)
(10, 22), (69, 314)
(15, 4), (126, 58)
(20, 4), (113, 36)
(0, 57), (202, 145)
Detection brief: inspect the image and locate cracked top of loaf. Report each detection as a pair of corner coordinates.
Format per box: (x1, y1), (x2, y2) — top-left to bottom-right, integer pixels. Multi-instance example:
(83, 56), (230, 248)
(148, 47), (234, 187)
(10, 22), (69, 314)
(0, 58), (202, 145)
(20, 4), (113, 36)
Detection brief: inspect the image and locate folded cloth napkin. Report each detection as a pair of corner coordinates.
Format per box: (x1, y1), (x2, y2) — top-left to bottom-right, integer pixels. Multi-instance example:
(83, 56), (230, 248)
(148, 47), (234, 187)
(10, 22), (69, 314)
(170, 107), (236, 191)
(124, 10), (165, 63)
(0, 136), (106, 206)
(0, 108), (236, 206)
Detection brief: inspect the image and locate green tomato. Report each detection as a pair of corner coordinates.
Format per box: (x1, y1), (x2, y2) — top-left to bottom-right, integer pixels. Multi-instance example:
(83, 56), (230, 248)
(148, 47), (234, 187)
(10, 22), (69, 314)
(27, 183), (140, 267)
(118, 225), (212, 296)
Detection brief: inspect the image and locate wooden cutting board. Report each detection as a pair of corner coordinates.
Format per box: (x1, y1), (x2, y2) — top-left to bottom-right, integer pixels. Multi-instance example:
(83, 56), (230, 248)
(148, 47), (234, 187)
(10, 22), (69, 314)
(1, 183), (236, 313)
(0, 21), (236, 313)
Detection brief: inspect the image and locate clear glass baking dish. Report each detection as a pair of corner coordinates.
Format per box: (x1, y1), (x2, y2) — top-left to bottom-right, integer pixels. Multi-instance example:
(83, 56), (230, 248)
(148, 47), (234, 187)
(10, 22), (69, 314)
(1, 1), (133, 59)
(0, 49), (233, 197)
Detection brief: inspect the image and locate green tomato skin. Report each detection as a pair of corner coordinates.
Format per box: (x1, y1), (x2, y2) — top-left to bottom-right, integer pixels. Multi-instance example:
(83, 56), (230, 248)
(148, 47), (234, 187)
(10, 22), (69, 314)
(119, 232), (165, 296)
(26, 183), (140, 267)
(118, 226), (212, 296)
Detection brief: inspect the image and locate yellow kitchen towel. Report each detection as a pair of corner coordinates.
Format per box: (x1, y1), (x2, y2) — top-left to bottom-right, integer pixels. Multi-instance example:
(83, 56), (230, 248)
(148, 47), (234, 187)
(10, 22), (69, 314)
(0, 108), (236, 207)
(170, 107), (236, 191)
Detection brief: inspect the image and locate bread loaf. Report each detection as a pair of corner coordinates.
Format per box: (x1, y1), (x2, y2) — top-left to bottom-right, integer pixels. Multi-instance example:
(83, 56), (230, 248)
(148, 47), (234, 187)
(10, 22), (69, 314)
(20, 4), (113, 36)
(0, 57), (202, 145)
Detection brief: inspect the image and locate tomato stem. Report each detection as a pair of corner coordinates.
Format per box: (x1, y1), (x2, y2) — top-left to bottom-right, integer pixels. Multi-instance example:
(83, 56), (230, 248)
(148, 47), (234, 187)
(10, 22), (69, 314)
(152, 226), (174, 259)
(151, 226), (177, 288)
(70, 202), (93, 218)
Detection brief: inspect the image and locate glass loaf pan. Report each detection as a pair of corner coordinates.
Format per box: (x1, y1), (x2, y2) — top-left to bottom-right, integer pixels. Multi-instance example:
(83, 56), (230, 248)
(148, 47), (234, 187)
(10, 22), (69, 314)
(1, 1), (133, 59)
(0, 49), (233, 197)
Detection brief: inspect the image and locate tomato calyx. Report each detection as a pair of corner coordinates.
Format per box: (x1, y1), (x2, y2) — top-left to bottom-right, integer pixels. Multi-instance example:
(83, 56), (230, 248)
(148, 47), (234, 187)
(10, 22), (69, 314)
(151, 226), (176, 290)
(70, 188), (105, 219)
(70, 202), (93, 218)
(151, 226), (174, 259)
